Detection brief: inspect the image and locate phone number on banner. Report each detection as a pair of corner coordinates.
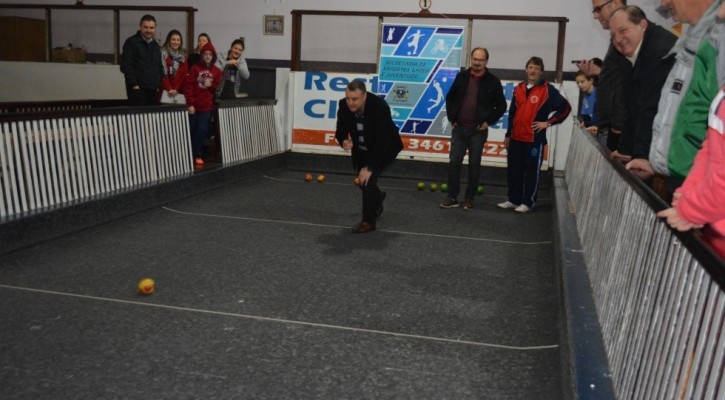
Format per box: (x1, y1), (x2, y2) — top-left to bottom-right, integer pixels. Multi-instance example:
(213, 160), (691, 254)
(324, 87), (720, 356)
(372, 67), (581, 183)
(404, 137), (507, 158)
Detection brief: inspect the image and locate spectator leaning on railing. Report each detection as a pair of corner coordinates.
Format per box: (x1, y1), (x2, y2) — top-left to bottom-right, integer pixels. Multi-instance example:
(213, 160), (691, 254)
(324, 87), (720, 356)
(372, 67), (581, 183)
(657, 1), (725, 260)
(625, 0), (723, 202)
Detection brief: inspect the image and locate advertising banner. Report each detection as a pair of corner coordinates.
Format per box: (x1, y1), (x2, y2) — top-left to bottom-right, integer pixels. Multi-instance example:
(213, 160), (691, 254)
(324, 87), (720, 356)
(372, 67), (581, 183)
(291, 24), (551, 167)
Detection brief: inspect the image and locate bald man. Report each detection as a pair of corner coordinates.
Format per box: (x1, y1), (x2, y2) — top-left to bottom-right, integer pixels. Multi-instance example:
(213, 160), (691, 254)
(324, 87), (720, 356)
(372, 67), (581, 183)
(608, 6), (676, 164)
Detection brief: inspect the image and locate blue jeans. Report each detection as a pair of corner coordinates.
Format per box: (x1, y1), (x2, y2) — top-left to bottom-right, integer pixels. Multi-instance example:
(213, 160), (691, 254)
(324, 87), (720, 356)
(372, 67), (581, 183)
(446, 126), (487, 200)
(189, 111), (212, 158)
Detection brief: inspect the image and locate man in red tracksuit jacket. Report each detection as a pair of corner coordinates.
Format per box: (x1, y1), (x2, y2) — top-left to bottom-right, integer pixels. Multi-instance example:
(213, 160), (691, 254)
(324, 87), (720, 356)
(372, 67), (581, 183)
(498, 56), (571, 213)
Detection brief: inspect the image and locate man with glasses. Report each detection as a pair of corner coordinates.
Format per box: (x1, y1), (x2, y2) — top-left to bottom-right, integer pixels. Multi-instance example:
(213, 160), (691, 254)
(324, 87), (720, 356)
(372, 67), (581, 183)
(577, 0), (630, 158)
(440, 47), (507, 210)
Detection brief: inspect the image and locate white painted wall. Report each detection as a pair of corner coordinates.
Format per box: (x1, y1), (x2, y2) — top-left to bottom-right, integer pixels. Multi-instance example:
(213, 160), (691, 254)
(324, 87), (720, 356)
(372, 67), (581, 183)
(0, 61), (127, 101)
(1, 0), (670, 66)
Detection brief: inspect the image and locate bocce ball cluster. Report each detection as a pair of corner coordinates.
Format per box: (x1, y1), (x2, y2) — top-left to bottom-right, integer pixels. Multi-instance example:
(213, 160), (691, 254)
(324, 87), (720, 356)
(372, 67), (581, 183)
(417, 181), (484, 195)
(300, 172), (484, 194)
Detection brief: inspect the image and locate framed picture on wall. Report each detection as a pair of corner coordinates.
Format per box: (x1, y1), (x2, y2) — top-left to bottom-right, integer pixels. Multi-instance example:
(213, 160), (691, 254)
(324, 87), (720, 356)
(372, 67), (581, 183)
(264, 15), (284, 35)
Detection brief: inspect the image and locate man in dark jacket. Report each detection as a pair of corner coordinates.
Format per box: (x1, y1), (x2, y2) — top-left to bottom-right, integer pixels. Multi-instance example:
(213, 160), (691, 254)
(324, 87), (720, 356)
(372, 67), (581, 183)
(335, 80), (403, 233)
(609, 6), (677, 161)
(120, 14), (163, 106)
(440, 47), (507, 210)
(579, 0), (630, 153)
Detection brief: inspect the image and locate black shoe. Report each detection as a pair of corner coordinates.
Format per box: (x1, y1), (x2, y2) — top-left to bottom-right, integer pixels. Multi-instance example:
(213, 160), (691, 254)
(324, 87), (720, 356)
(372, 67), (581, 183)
(352, 221), (376, 233)
(376, 192), (387, 217)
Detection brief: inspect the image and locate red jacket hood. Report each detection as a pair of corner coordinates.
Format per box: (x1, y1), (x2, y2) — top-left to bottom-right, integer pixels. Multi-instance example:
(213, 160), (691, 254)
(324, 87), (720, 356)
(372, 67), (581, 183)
(198, 42), (218, 66)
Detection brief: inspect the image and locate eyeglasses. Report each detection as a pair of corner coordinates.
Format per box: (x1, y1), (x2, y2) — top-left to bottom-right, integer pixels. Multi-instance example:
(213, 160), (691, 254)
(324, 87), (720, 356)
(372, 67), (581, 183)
(472, 58), (487, 62)
(592, 0), (613, 14)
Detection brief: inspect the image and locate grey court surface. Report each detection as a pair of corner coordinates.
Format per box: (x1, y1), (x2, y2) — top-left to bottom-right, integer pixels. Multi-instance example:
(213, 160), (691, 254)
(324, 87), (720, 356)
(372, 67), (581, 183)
(0, 167), (563, 399)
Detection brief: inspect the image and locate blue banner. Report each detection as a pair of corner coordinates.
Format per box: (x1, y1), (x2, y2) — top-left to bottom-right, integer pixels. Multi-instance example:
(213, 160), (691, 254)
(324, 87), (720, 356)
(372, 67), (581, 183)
(378, 24), (464, 137)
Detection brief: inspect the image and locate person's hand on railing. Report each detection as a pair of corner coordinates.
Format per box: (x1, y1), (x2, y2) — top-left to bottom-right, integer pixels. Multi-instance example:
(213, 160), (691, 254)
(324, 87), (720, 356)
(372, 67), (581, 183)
(610, 150), (632, 163)
(625, 158), (654, 180)
(657, 206), (703, 232)
(585, 126), (598, 136)
(188, 106), (196, 115)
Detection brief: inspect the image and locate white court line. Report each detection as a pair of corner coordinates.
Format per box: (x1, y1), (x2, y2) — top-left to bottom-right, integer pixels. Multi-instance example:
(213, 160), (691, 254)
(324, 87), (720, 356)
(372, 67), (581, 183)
(162, 206), (552, 245)
(0, 283), (558, 351)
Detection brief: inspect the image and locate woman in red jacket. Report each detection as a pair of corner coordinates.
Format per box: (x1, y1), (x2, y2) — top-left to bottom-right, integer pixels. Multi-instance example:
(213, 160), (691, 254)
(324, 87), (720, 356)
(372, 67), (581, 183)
(160, 30), (187, 104)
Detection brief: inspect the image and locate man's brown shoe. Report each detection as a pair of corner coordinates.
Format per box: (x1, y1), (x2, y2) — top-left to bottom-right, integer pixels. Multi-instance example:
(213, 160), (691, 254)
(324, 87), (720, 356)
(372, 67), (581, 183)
(352, 221), (376, 233)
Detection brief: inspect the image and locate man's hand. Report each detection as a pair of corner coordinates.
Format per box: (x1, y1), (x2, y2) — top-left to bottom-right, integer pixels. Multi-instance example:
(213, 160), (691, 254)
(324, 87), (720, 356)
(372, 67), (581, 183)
(585, 126), (598, 136)
(188, 106), (195, 115)
(610, 150), (632, 163)
(477, 122), (489, 131)
(358, 167), (372, 186)
(626, 158), (654, 180)
(532, 121), (549, 132)
(577, 59), (601, 77)
(503, 137), (510, 150)
(342, 132), (353, 151)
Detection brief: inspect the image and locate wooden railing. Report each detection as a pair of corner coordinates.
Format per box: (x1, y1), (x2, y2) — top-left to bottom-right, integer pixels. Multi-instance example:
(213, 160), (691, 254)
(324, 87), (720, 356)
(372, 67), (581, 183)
(564, 125), (725, 400)
(0, 105), (191, 218)
(0, 98), (285, 220)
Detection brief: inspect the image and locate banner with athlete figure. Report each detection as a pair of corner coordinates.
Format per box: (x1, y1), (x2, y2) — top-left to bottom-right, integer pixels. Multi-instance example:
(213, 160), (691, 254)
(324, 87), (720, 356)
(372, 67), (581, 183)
(378, 24), (463, 137)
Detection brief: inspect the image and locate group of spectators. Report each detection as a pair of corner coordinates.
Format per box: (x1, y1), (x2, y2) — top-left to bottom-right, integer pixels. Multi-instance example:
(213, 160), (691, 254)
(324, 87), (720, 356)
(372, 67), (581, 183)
(119, 14), (250, 166)
(577, 0), (725, 257)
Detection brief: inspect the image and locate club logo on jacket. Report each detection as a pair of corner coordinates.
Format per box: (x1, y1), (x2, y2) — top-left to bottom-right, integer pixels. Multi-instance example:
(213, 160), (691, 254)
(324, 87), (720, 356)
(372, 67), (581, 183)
(196, 70), (214, 88)
(530, 95), (540, 104)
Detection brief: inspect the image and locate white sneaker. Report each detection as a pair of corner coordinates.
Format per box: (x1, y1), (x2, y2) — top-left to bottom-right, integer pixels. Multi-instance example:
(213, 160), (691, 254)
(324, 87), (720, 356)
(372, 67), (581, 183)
(514, 204), (531, 213)
(497, 201), (518, 209)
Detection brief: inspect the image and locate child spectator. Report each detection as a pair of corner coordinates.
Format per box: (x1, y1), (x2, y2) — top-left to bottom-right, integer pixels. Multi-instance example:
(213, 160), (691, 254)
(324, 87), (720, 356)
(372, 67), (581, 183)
(185, 42), (222, 167)
(216, 38), (251, 99)
(160, 29), (187, 104)
(575, 70), (602, 145)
